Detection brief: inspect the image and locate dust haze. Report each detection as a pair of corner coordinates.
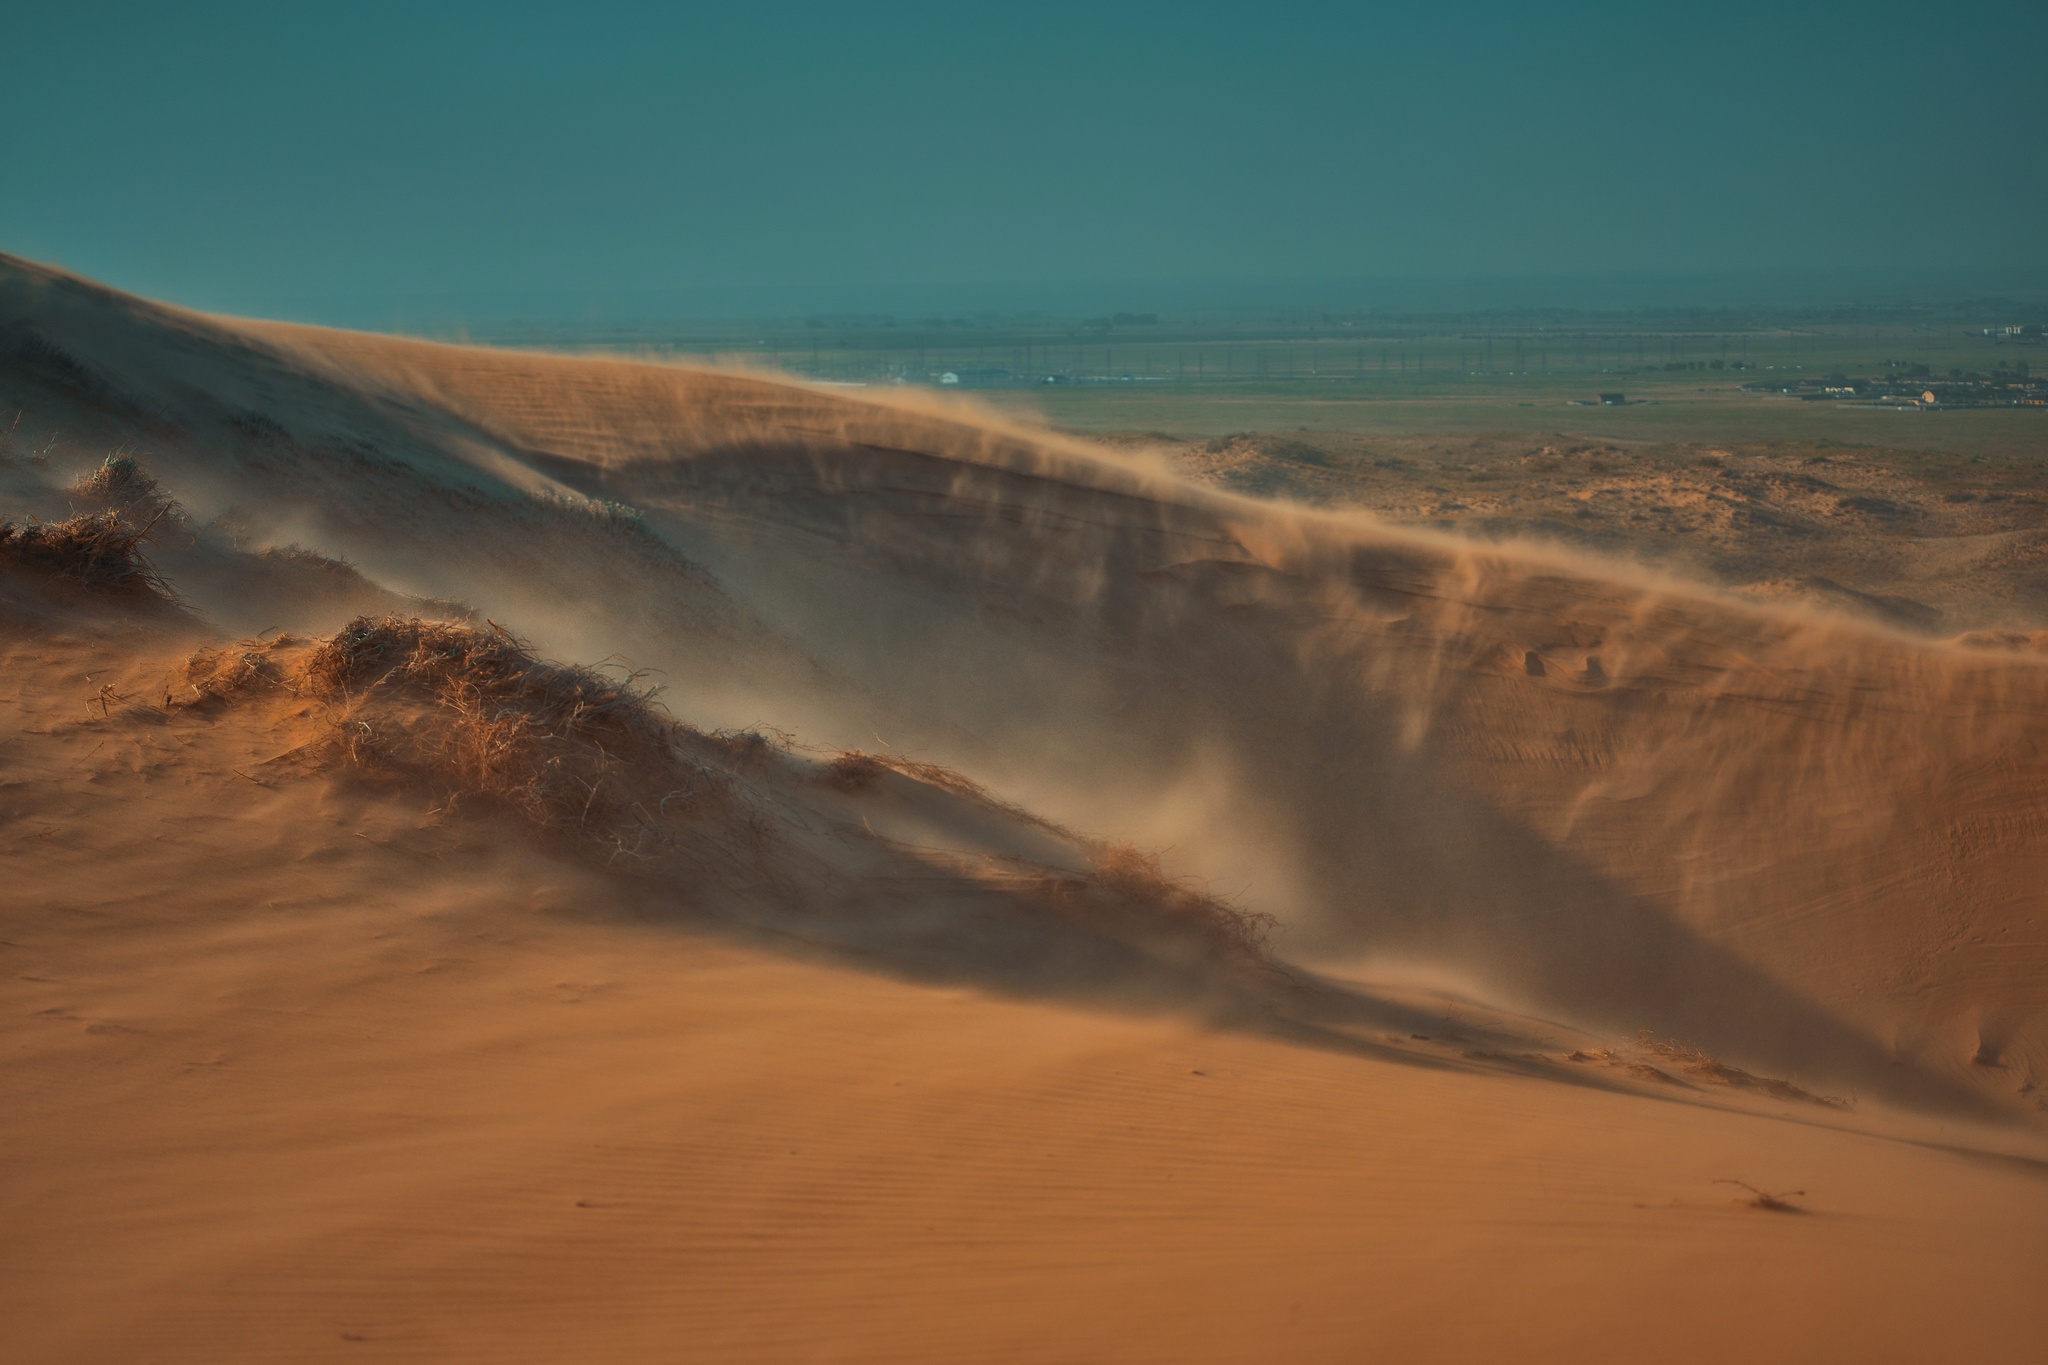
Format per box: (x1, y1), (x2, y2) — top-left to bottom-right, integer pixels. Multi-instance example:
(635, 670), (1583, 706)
(5, 254), (2046, 1363)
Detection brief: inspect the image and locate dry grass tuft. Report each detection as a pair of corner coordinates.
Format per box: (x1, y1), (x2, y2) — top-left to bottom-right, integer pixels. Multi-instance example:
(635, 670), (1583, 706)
(72, 453), (184, 540)
(180, 634), (307, 705)
(1637, 1032), (1847, 1108)
(1024, 843), (1278, 970)
(302, 616), (685, 845)
(3, 454), (180, 598)
(255, 544), (370, 578)
(820, 749), (1072, 837)
(817, 749), (1275, 970)
(703, 728), (782, 773)
(1090, 843), (1276, 960)
(72, 454), (163, 509)
(174, 617), (753, 871)
(0, 510), (172, 597)
(1715, 1180), (1808, 1213)
(821, 750), (888, 791)
(168, 622), (1285, 980)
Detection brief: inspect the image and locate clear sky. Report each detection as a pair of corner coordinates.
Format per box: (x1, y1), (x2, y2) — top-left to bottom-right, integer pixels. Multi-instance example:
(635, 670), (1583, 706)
(5, 1), (2044, 318)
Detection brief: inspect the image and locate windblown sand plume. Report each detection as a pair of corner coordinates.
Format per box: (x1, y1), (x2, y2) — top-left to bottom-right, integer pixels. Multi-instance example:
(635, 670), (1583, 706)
(3, 252), (2045, 1364)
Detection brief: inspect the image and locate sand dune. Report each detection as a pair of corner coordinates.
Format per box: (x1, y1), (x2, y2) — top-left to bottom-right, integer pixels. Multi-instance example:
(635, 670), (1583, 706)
(1166, 428), (2048, 633)
(4, 253), (2046, 1361)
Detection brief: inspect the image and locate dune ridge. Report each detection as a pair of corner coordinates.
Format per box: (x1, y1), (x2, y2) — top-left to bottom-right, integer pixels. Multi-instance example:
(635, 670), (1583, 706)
(4, 252), (2047, 1363)
(6, 251), (2041, 1109)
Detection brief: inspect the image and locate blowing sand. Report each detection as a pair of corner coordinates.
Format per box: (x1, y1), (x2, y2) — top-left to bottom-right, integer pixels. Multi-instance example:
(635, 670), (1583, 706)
(3, 253), (2045, 1362)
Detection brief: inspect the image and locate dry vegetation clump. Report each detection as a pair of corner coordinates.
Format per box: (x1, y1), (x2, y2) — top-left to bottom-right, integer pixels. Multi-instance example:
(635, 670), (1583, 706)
(1715, 1180), (1808, 1214)
(1028, 843), (1279, 971)
(71, 454), (171, 515)
(179, 634), (307, 705)
(0, 510), (172, 597)
(1090, 842), (1278, 962)
(1, 453), (180, 597)
(887, 755), (1024, 808)
(255, 544), (370, 578)
(820, 749), (1069, 835)
(821, 750), (889, 791)
(821, 749), (995, 799)
(1636, 1032), (1847, 1108)
(169, 624), (1281, 977)
(302, 616), (692, 848)
(702, 727), (783, 774)
(174, 616), (758, 871)
(72, 453), (185, 541)
(819, 749), (1280, 973)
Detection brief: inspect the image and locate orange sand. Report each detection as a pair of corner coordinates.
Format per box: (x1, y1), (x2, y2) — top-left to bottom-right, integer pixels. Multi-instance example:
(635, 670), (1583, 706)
(3, 253), (2045, 1362)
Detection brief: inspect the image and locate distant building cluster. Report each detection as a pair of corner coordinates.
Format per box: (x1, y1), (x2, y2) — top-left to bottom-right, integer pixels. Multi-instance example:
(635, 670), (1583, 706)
(1744, 363), (2045, 409)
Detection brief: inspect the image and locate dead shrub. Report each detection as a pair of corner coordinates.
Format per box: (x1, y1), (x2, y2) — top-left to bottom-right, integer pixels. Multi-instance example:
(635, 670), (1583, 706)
(73, 453), (157, 506)
(822, 750), (888, 791)
(1087, 842), (1277, 964)
(169, 619), (1284, 981)
(816, 751), (1272, 970)
(0, 510), (171, 597)
(1637, 1032), (1846, 1108)
(1714, 1180), (1807, 1213)
(256, 544), (364, 578)
(819, 749), (1068, 836)
(180, 635), (306, 705)
(303, 616), (686, 846)
(1014, 844), (1277, 973)
(72, 453), (183, 533)
(884, 756), (1007, 806)
(704, 728), (782, 773)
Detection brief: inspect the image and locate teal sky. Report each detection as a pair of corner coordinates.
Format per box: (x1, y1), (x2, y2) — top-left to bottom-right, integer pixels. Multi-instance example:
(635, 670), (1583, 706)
(5, 1), (2044, 318)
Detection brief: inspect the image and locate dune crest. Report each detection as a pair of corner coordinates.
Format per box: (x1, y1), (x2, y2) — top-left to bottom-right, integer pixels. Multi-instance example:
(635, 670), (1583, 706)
(8, 253), (2048, 1363)
(7, 251), (2042, 1115)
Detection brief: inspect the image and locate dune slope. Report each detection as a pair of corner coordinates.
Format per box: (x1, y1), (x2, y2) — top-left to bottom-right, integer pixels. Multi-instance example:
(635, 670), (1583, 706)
(3, 253), (2046, 1362)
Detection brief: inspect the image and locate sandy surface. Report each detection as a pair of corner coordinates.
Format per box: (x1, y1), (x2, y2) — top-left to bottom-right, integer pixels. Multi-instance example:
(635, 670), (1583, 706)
(1151, 429), (2048, 634)
(4, 253), (2046, 1362)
